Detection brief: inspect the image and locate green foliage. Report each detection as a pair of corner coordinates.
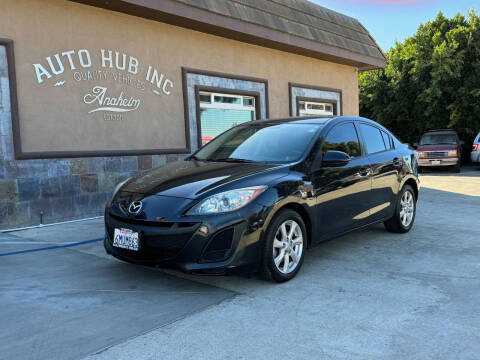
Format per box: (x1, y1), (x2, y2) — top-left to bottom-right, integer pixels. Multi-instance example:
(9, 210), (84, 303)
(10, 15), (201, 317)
(359, 9), (480, 146)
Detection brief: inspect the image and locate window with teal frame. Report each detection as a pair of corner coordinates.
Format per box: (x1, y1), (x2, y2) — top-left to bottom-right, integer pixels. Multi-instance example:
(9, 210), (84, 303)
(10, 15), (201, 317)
(199, 92), (256, 145)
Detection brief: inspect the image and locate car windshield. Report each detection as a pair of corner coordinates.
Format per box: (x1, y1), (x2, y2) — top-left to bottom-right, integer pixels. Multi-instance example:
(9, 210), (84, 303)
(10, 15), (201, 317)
(193, 123), (321, 164)
(420, 133), (457, 145)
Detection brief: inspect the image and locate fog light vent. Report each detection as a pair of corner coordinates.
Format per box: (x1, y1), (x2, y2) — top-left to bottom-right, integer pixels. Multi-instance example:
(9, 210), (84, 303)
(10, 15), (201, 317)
(201, 228), (235, 262)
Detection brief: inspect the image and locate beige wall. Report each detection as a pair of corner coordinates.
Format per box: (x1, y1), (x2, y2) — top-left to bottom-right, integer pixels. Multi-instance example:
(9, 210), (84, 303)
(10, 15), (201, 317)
(1, 0), (359, 154)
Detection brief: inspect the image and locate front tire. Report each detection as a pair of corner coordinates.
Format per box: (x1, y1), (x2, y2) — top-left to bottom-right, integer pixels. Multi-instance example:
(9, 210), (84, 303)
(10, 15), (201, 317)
(260, 209), (306, 282)
(384, 185), (416, 233)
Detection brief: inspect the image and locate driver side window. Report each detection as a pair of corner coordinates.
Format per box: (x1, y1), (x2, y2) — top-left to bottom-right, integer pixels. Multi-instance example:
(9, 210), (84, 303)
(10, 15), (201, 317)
(322, 123), (362, 158)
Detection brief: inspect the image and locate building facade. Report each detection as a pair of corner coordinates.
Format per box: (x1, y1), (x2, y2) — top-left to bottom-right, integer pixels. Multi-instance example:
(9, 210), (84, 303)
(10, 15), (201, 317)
(0, 0), (386, 229)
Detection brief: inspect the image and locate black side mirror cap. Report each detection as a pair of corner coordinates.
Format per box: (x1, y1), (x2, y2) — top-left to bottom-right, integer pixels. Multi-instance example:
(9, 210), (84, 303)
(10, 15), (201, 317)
(322, 150), (351, 167)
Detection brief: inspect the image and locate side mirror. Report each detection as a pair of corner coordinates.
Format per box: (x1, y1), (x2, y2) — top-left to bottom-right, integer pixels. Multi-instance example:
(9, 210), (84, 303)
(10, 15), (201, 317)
(322, 150), (351, 167)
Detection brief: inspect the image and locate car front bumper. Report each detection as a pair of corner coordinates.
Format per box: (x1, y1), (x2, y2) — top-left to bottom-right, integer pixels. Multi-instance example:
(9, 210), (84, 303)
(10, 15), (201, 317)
(418, 158), (459, 167)
(104, 203), (270, 276)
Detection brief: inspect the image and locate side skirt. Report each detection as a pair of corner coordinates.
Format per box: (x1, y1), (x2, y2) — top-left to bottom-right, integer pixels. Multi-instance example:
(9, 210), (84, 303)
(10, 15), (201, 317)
(310, 217), (389, 247)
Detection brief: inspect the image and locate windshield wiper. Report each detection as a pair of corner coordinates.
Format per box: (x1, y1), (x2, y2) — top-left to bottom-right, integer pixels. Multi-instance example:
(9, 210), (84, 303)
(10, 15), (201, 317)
(214, 157), (256, 163)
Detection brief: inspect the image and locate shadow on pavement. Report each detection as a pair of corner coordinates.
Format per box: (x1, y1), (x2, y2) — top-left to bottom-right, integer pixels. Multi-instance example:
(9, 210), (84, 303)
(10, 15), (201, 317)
(0, 242), (235, 360)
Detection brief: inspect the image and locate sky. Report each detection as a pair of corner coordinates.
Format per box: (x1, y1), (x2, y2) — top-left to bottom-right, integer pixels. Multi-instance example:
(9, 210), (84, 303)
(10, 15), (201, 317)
(311, 0), (478, 51)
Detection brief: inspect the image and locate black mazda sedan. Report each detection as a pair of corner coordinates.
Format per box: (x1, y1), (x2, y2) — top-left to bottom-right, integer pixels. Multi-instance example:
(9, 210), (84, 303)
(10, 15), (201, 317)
(104, 116), (419, 282)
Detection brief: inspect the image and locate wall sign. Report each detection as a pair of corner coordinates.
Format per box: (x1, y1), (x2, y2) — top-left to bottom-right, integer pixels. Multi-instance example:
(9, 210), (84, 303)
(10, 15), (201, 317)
(8, 33), (191, 159)
(32, 49), (174, 121)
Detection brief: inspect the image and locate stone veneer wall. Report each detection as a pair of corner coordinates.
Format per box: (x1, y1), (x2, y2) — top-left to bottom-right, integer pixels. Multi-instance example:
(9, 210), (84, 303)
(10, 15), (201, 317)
(0, 154), (184, 230)
(0, 45), (185, 230)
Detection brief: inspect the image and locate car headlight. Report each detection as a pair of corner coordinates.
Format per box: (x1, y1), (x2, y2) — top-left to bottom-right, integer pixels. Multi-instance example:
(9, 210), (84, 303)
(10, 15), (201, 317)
(448, 150), (458, 157)
(112, 179), (128, 199)
(186, 186), (267, 215)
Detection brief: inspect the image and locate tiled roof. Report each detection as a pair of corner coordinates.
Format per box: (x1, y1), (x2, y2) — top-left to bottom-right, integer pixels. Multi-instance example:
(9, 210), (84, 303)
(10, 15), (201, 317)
(72, 0), (387, 69)
(175, 0), (386, 66)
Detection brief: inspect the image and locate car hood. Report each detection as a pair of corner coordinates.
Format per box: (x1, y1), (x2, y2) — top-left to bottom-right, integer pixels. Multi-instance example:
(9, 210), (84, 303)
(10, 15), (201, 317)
(417, 144), (457, 151)
(120, 160), (286, 199)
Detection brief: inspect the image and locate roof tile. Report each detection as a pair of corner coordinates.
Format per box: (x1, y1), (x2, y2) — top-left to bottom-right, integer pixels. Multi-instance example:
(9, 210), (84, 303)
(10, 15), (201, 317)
(174, 0), (385, 64)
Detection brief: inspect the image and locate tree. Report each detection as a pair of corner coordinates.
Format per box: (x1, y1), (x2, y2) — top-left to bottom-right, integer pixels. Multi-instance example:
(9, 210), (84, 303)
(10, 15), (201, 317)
(359, 10), (480, 151)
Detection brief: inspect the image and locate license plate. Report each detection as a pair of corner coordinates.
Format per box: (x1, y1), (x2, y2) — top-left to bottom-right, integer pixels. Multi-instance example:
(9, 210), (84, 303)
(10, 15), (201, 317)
(431, 160), (441, 165)
(113, 228), (139, 251)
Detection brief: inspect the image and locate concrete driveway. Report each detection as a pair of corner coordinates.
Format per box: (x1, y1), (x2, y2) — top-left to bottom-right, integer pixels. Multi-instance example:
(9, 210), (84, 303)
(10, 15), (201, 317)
(1, 166), (479, 359)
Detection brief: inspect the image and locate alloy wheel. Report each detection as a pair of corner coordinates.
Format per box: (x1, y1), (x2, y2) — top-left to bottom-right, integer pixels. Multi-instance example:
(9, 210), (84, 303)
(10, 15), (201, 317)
(400, 190), (414, 227)
(272, 220), (304, 274)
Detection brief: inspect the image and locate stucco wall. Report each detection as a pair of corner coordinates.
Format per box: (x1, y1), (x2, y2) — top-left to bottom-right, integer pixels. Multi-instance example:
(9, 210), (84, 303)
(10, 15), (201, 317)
(0, 0), (359, 229)
(2, 0), (358, 154)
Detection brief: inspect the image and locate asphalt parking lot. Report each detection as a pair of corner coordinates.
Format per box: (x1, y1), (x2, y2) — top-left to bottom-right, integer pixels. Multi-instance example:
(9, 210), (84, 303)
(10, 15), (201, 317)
(1, 165), (479, 360)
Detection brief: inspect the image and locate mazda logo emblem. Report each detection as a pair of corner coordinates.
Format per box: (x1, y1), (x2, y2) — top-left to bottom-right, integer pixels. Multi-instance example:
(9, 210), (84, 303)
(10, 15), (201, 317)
(128, 201), (143, 215)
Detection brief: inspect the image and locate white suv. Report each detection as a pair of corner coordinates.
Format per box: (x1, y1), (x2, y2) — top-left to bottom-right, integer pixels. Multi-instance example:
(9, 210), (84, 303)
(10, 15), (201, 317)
(472, 132), (480, 165)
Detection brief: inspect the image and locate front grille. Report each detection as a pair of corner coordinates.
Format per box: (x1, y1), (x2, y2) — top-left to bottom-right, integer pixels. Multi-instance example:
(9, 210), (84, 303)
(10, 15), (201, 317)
(109, 212), (197, 228)
(424, 151), (448, 158)
(105, 212), (199, 262)
(115, 245), (181, 261)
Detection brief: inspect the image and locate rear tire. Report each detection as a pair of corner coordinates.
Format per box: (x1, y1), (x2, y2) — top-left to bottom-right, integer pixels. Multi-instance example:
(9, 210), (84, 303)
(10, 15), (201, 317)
(384, 185), (416, 233)
(260, 209), (306, 283)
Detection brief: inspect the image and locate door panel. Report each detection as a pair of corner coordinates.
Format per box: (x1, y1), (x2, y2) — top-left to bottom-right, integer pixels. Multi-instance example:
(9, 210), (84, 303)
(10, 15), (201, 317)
(312, 122), (372, 240)
(366, 151), (400, 221)
(313, 157), (372, 238)
(357, 123), (402, 221)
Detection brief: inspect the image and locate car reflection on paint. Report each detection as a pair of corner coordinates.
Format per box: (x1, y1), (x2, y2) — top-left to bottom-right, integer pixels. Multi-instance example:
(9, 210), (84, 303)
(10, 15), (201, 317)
(104, 116), (419, 282)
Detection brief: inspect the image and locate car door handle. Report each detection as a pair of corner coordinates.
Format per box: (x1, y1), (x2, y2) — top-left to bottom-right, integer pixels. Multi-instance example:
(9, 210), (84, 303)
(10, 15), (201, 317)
(354, 167), (371, 177)
(393, 157), (403, 168)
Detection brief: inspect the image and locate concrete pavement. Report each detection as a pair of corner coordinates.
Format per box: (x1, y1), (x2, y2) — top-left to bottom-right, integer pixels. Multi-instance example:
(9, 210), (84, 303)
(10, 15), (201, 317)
(420, 164), (480, 196)
(1, 166), (479, 359)
(0, 220), (235, 360)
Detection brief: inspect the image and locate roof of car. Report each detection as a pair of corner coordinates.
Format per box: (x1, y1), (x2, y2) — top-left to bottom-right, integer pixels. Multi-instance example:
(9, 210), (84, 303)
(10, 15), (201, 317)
(250, 115), (373, 126)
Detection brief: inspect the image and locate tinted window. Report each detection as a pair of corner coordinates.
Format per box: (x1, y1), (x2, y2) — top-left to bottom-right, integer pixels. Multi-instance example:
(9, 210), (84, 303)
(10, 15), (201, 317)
(359, 124), (387, 154)
(322, 123), (361, 158)
(194, 123), (321, 164)
(381, 130), (392, 149)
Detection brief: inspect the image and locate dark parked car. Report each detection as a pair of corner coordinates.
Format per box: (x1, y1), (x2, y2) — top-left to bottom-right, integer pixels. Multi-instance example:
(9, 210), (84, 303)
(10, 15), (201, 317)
(104, 116), (419, 282)
(415, 129), (463, 172)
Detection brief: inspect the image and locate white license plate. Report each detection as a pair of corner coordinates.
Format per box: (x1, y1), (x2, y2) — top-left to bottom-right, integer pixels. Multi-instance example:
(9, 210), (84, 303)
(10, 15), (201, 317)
(113, 228), (140, 251)
(431, 160), (441, 165)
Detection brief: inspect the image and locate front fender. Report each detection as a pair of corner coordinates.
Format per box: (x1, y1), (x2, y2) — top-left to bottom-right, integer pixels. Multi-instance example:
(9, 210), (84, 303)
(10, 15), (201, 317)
(257, 176), (316, 248)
